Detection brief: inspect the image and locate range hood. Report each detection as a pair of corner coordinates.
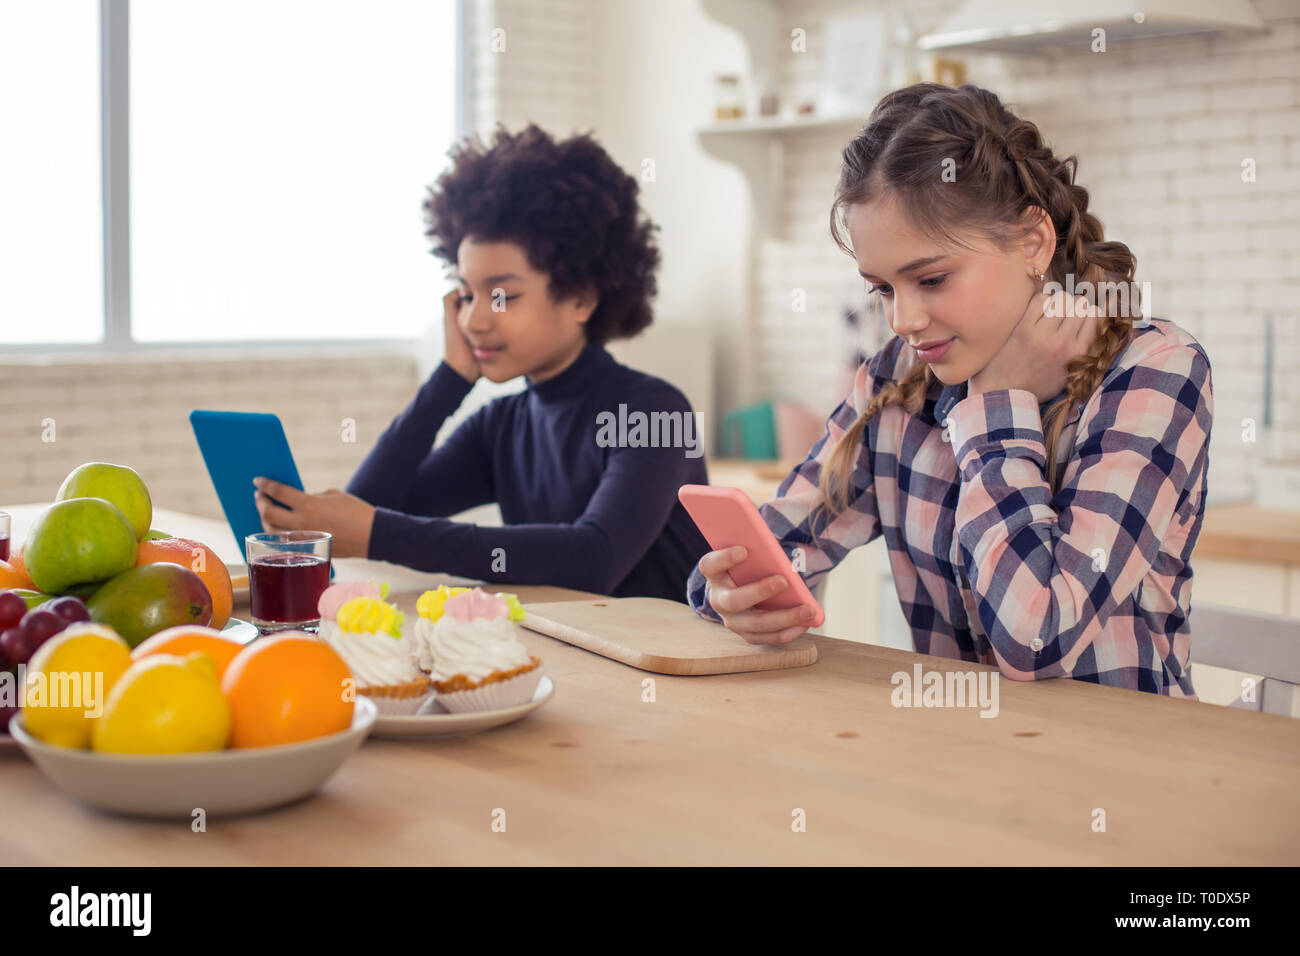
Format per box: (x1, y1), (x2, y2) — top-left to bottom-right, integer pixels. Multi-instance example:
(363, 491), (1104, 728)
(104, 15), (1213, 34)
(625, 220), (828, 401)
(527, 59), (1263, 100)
(918, 0), (1268, 53)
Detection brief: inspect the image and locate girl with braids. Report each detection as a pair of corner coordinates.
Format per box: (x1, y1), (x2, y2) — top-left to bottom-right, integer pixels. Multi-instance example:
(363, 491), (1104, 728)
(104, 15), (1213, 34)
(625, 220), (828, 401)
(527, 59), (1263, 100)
(686, 83), (1213, 698)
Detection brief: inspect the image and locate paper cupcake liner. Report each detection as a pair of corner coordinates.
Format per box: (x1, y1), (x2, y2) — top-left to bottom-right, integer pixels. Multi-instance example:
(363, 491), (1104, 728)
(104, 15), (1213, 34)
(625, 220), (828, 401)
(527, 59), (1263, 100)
(360, 675), (434, 716)
(433, 657), (543, 713)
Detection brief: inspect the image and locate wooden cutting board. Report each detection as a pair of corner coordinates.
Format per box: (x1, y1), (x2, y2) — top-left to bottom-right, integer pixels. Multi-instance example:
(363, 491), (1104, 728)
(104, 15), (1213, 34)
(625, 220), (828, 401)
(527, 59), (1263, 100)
(518, 597), (818, 675)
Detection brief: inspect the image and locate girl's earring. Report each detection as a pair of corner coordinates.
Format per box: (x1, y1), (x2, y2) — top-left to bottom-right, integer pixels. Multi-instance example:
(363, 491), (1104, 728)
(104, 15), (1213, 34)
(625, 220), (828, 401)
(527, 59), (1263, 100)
(1031, 268), (1045, 289)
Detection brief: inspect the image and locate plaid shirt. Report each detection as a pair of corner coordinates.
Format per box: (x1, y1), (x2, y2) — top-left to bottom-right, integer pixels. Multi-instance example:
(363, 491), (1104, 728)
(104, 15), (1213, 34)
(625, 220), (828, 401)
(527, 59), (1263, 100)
(688, 318), (1214, 699)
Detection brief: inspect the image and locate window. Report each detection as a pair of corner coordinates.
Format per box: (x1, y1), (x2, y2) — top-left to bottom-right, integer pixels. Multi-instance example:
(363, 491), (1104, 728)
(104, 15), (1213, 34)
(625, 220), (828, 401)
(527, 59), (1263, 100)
(0, 0), (103, 345)
(0, 0), (460, 347)
(130, 0), (459, 342)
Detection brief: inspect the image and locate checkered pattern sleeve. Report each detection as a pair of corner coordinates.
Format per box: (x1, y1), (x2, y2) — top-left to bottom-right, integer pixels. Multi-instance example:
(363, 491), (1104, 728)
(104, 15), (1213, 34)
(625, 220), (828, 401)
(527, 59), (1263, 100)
(944, 343), (1213, 683)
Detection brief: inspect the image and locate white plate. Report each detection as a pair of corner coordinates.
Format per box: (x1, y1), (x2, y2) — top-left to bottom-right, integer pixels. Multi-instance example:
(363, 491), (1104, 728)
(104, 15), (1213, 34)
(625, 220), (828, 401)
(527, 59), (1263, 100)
(220, 616), (258, 643)
(9, 697), (376, 818)
(370, 675), (554, 738)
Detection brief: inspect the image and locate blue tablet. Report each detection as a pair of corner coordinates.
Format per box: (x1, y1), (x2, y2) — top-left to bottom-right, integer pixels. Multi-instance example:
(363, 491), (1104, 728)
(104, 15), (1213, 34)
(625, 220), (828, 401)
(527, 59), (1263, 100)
(189, 409), (334, 580)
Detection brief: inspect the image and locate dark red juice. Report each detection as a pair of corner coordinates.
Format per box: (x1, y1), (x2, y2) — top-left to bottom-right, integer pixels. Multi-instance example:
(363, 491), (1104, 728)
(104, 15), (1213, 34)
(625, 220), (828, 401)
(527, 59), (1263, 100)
(249, 552), (331, 623)
(0, 536), (8, 563)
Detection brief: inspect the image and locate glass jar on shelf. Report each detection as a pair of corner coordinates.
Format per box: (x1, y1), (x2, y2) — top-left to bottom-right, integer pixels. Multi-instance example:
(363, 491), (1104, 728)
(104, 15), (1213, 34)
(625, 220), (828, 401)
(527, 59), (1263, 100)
(713, 74), (744, 120)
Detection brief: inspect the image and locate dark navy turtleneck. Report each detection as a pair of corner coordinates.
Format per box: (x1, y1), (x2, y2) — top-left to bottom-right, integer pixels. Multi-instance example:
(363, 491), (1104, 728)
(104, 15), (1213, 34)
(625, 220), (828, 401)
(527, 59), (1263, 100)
(345, 343), (711, 601)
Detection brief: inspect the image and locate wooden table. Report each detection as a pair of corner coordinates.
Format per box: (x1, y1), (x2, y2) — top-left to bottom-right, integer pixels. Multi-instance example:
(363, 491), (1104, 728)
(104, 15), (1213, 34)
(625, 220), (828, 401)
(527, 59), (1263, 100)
(1, 509), (1298, 865)
(1197, 503), (1300, 566)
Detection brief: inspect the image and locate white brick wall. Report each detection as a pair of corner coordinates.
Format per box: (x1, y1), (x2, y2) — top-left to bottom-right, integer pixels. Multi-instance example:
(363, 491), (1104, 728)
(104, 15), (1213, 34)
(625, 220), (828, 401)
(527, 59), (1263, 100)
(754, 0), (1300, 503)
(0, 356), (421, 518)
(469, 0), (597, 138)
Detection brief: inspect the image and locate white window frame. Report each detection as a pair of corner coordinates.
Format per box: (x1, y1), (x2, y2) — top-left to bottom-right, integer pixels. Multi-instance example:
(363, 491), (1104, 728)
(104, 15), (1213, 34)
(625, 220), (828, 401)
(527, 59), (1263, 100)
(7, 0), (470, 358)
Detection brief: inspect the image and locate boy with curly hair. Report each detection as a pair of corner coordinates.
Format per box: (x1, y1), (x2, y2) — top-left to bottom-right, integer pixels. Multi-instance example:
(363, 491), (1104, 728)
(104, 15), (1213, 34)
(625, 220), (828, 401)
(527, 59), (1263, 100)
(256, 124), (710, 600)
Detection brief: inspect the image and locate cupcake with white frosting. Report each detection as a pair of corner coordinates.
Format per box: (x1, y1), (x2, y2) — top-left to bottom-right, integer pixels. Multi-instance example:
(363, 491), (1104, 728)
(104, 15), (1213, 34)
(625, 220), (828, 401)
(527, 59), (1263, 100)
(315, 581), (432, 715)
(412, 586), (541, 713)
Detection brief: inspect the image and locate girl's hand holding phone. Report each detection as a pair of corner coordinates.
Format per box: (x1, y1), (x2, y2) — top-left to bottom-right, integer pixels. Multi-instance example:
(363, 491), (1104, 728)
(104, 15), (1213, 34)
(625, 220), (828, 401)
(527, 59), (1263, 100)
(698, 545), (818, 645)
(443, 288), (480, 384)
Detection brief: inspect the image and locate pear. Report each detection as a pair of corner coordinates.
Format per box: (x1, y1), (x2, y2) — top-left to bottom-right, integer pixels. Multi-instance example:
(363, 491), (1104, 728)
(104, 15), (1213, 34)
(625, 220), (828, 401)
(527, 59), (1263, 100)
(56, 463), (153, 542)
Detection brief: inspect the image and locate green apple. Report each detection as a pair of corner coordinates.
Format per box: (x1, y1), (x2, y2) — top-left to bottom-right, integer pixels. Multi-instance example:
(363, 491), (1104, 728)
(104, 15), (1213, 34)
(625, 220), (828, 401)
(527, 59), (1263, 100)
(24, 498), (139, 594)
(55, 462), (153, 542)
(142, 529), (172, 541)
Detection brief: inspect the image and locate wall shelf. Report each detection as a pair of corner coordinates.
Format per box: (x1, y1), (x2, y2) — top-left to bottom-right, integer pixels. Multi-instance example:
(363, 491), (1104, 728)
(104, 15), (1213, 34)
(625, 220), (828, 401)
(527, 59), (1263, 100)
(696, 111), (865, 137)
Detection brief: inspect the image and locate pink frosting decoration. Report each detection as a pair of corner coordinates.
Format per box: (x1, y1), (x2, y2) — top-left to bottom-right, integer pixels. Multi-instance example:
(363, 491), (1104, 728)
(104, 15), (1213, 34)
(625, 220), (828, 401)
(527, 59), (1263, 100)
(443, 587), (509, 622)
(317, 581), (383, 621)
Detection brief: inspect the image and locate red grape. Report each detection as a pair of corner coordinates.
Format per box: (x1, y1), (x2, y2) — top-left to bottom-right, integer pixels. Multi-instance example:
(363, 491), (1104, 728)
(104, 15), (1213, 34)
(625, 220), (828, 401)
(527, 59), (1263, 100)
(22, 608), (64, 646)
(0, 626), (29, 665)
(0, 591), (25, 631)
(47, 596), (90, 625)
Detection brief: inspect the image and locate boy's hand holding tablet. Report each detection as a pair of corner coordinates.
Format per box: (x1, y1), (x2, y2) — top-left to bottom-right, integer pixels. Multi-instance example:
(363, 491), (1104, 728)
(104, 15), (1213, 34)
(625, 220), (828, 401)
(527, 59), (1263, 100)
(252, 477), (375, 559)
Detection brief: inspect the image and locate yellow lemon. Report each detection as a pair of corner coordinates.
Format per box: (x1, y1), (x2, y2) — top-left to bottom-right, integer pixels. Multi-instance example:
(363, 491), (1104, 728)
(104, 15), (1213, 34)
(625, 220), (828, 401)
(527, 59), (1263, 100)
(23, 623), (133, 749)
(92, 651), (232, 754)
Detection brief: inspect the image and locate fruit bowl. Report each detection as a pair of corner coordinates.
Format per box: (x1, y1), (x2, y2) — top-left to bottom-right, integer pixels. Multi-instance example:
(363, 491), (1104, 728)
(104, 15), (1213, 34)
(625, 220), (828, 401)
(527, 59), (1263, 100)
(220, 616), (257, 643)
(9, 697), (376, 818)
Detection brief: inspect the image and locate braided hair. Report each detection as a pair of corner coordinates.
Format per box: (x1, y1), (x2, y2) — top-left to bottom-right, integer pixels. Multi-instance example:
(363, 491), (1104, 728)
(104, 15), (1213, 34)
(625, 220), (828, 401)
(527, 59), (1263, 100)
(819, 83), (1140, 518)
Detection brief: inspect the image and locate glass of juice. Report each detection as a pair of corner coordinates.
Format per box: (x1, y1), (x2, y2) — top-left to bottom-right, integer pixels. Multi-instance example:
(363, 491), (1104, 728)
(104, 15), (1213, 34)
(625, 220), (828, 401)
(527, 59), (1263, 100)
(245, 531), (332, 634)
(0, 512), (10, 563)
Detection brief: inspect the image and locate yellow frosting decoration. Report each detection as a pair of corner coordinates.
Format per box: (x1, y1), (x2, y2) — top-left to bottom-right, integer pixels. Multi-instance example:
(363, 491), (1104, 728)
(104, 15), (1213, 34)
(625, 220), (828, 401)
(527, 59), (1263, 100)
(337, 596), (404, 637)
(415, 586), (524, 622)
(416, 585), (471, 622)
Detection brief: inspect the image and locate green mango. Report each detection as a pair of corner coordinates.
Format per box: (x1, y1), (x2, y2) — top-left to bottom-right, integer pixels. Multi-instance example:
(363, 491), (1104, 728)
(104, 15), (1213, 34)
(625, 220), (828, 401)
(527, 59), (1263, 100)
(86, 564), (213, 648)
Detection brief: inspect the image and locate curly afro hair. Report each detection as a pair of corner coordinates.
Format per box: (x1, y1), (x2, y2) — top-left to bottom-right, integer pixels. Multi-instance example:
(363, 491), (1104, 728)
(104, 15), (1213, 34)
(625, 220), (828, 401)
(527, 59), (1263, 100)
(422, 123), (661, 344)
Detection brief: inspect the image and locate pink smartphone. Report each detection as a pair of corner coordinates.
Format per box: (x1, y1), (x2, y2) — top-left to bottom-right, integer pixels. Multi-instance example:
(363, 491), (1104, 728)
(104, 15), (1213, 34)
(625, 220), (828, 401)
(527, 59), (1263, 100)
(678, 484), (825, 627)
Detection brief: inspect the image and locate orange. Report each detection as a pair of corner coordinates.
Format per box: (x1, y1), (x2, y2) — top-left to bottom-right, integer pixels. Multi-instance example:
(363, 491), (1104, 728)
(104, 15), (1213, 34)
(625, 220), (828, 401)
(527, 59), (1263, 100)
(2, 544), (35, 590)
(0, 556), (35, 591)
(220, 633), (354, 749)
(132, 626), (244, 681)
(135, 537), (233, 629)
